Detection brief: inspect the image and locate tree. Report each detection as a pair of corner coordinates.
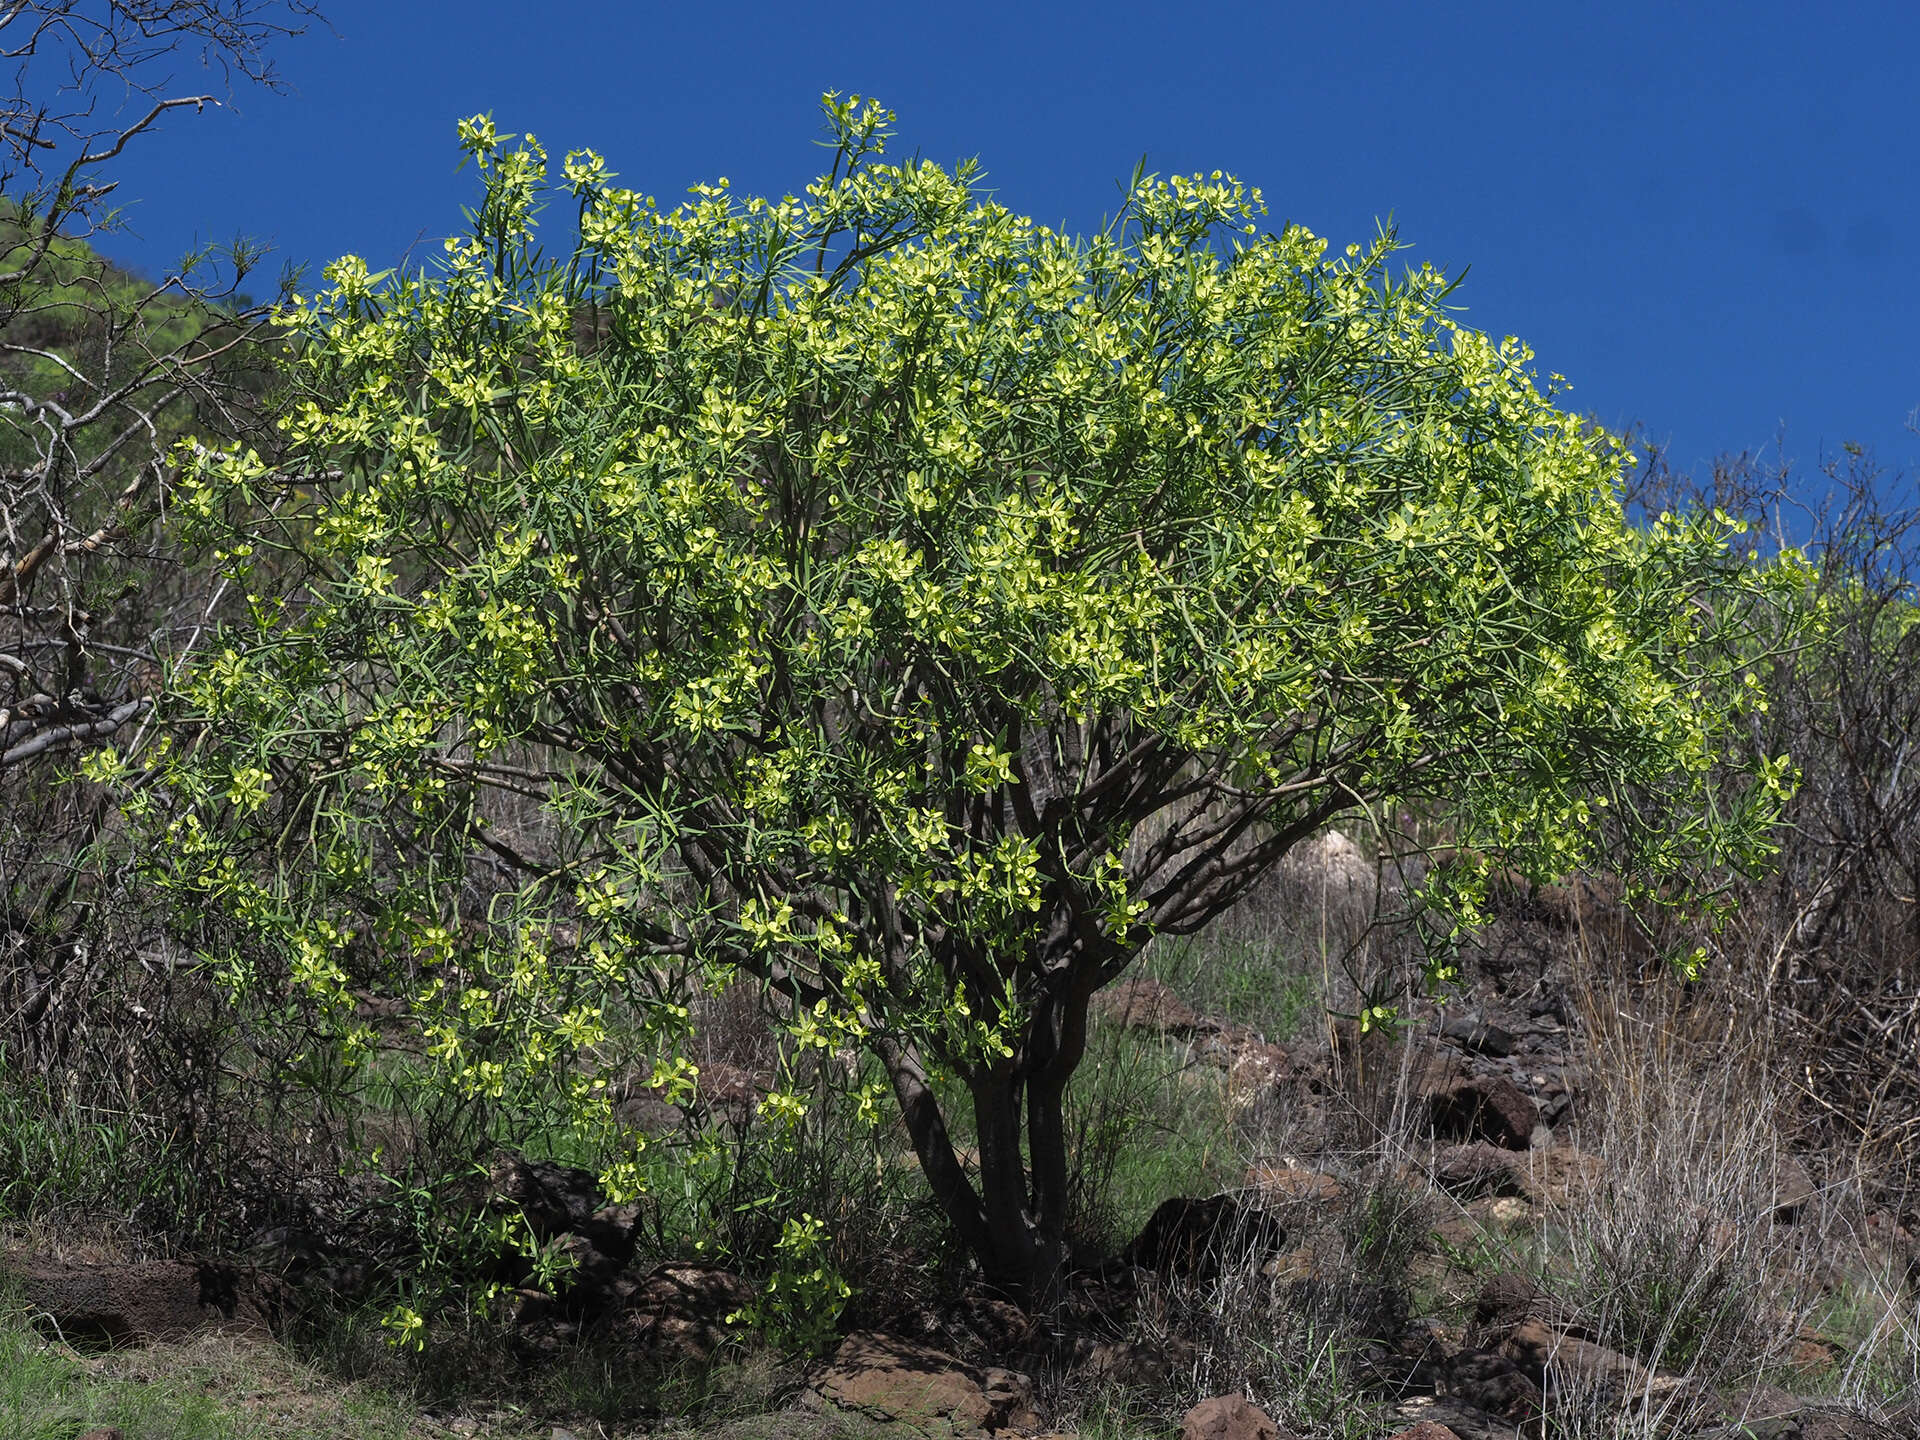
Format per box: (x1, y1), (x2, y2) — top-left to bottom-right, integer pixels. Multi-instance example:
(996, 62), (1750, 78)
(0, 2), (320, 1092)
(1, 0), (321, 775)
(132, 96), (1800, 1301)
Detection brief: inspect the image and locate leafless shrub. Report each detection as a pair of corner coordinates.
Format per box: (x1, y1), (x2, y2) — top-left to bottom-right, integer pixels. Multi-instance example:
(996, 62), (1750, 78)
(1621, 430), (1920, 1191)
(1, 5), (324, 1244)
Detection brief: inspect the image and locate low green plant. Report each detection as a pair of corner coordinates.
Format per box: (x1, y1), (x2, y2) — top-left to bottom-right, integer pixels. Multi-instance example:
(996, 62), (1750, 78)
(727, 1212), (853, 1355)
(0, 1058), (207, 1234)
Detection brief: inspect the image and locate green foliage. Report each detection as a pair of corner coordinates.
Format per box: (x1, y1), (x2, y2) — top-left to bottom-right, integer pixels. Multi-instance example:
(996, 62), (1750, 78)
(727, 1211), (853, 1355)
(123, 94), (1804, 1293)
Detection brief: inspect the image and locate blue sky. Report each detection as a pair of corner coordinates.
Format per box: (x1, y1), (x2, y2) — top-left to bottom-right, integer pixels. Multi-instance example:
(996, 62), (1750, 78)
(88, 0), (1919, 485)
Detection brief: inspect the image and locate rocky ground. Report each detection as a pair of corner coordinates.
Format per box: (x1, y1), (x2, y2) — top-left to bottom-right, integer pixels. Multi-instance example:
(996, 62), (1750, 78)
(6, 851), (1918, 1440)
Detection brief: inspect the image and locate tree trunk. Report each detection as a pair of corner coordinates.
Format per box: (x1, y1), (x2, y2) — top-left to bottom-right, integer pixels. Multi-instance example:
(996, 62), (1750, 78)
(874, 950), (1099, 1304)
(970, 1064), (1060, 1297)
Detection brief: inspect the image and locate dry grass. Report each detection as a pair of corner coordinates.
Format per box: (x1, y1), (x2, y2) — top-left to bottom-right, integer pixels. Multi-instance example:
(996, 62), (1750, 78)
(1506, 954), (1920, 1435)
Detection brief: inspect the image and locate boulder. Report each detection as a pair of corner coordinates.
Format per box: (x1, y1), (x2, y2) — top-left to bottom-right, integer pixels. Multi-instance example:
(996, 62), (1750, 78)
(2, 1255), (290, 1347)
(485, 1153), (642, 1312)
(1441, 1347), (1543, 1426)
(980, 1367), (1043, 1433)
(1193, 1024), (1293, 1093)
(809, 1331), (1037, 1434)
(1179, 1394), (1297, 1440)
(1382, 1319), (1457, 1393)
(1122, 1192), (1286, 1280)
(1072, 1335), (1200, 1393)
(1429, 1074), (1537, 1151)
(1498, 1316), (1646, 1395)
(1438, 1014), (1516, 1058)
(1428, 1142), (1525, 1199)
(609, 1262), (754, 1364)
(1382, 1396), (1526, 1440)
(1467, 1271), (1546, 1345)
(1092, 976), (1204, 1037)
(489, 1155), (601, 1239)
(1693, 1405), (1906, 1440)
(1276, 829), (1377, 914)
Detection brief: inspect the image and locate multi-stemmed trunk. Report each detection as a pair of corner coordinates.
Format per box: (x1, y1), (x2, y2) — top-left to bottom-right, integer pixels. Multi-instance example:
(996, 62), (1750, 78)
(876, 964), (1094, 1303)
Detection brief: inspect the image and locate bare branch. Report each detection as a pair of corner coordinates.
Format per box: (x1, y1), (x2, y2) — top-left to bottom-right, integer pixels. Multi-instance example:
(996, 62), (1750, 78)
(0, 693), (144, 766)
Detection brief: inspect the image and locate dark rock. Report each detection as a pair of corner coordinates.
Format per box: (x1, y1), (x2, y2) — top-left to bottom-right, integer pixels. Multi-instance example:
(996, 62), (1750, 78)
(580, 1201), (642, 1264)
(1430, 1074), (1537, 1150)
(1386, 1318), (1459, 1392)
(1498, 1316), (1645, 1397)
(502, 1287), (556, 1329)
(1441, 1348), (1542, 1426)
(1122, 1193), (1286, 1280)
(1439, 1015), (1516, 1057)
(543, 1232), (629, 1313)
(609, 1262), (754, 1364)
(241, 1224), (329, 1281)
(980, 1366), (1042, 1432)
(1468, 1272), (1544, 1343)
(612, 1086), (686, 1135)
(1693, 1405), (1907, 1440)
(351, 991), (409, 1020)
(1073, 1335), (1201, 1394)
(957, 1293), (1036, 1353)
(1430, 1143), (1523, 1199)
(484, 1154), (645, 1313)
(489, 1155), (601, 1239)
(1382, 1397), (1522, 1440)
(3, 1255), (291, 1347)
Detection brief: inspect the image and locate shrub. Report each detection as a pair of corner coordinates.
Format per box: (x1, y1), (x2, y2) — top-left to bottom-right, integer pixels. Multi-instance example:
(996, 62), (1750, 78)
(129, 94), (1802, 1303)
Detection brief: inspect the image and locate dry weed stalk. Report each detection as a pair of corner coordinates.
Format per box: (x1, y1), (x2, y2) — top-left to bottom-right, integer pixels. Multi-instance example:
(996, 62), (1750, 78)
(1547, 959), (1826, 1432)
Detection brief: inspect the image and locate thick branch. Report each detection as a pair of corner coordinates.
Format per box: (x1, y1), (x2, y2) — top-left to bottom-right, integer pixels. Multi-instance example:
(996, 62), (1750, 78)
(0, 694), (145, 767)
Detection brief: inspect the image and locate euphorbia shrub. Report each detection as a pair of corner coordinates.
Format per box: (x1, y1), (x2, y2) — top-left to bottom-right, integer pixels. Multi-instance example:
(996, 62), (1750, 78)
(118, 95), (1800, 1301)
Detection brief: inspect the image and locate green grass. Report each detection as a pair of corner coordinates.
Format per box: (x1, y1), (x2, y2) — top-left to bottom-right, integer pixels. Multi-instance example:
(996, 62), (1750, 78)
(0, 1062), (205, 1234)
(1066, 1023), (1244, 1250)
(1139, 933), (1323, 1044)
(0, 1303), (425, 1440)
